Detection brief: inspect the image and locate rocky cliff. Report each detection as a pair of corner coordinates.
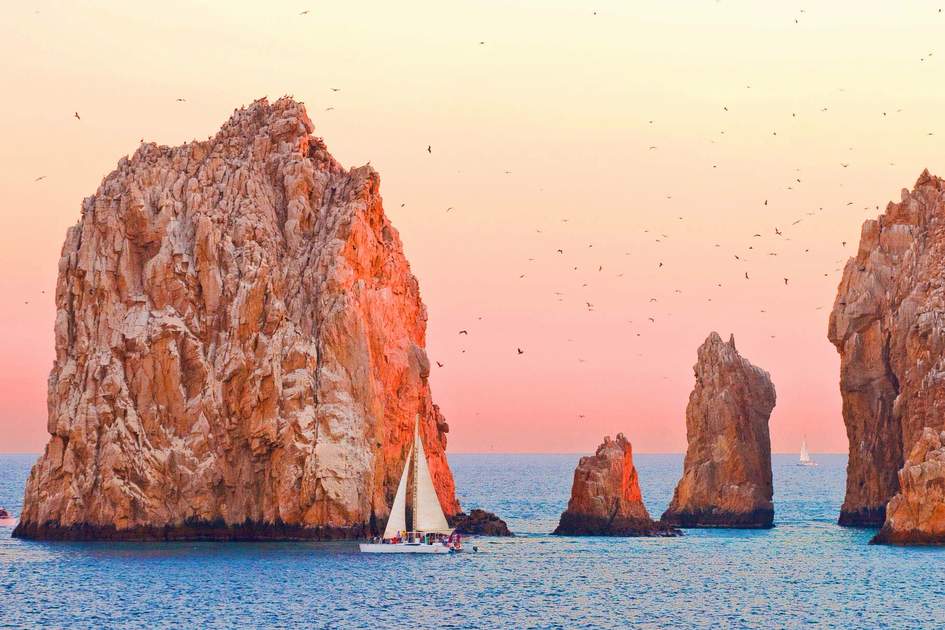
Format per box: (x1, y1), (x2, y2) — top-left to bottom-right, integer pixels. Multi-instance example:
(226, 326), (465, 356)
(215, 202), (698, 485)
(554, 434), (679, 536)
(828, 170), (945, 527)
(13, 97), (460, 541)
(661, 333), (776, 528)
(872, 427), (945, 545)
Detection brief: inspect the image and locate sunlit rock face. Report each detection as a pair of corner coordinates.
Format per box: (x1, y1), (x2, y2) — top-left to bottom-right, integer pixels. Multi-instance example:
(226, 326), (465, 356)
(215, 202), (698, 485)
(14, 97), (459, 541)
(872, 427), (945, 545)
(554, 434), (680, 537)
(661, 332), (776, 529)
(828, 170), (945, 527)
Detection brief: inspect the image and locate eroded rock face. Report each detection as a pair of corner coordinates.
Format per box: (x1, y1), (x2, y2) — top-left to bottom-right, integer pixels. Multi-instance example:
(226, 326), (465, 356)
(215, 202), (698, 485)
(13, 97), (459, 541)
(872, 427), (945, 545)
(554, 434), (679, 536)
(828, 170), (945, 527)
(661, 332), (775, 528)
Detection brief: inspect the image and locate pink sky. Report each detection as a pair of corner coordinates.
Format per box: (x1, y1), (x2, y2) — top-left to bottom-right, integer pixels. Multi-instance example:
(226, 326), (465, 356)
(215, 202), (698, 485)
(2, 1), (945, 453)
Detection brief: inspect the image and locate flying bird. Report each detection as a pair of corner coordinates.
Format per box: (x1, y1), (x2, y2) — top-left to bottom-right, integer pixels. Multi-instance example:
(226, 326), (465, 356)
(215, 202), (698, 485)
(34, 175), (46, 182)
(74, 112), (80, 120)
(459, 330), (468, 335)
(436, 361), (444, 368)
(427, 145), (431, 153)
(516, 348), (524, 355)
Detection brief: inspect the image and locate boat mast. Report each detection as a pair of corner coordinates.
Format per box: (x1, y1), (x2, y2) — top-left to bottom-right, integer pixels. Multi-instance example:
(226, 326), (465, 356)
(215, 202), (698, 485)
(411, 415), (420, 533)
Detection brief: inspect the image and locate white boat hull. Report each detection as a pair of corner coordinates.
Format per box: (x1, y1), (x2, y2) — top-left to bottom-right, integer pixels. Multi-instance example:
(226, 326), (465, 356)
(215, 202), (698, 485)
(359, 542), (454, 554)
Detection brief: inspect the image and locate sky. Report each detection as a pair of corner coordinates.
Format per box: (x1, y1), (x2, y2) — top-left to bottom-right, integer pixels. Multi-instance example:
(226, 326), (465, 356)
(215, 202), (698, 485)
(1, 1), (944, 453)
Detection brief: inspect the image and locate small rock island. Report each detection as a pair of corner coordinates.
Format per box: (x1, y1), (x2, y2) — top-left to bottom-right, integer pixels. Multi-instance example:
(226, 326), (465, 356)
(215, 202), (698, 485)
(661, 333), (776, 528)
(554, 434), (680, 537)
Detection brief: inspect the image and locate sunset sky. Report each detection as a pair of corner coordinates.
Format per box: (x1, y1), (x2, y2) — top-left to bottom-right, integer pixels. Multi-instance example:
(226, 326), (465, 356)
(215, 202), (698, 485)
(2, 1), (945, 453)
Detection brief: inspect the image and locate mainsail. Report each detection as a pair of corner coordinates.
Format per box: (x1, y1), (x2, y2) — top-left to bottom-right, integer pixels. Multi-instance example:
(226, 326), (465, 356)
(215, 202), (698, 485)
(412, 418), (452, 533)
(383, 447), (413, 539)
(799, 439), (811, 464)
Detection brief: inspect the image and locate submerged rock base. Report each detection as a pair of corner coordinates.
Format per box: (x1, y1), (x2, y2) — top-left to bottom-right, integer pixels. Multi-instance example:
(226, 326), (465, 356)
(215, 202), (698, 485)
(12, 519), (373, 542)
(661, 508), (773, 529)
(554, 513), (680, 537)
(838, 507), (886, 528)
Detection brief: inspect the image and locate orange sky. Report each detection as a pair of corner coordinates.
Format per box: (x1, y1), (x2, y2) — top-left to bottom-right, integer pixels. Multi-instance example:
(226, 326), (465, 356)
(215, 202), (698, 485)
(2, 1), (945, 453)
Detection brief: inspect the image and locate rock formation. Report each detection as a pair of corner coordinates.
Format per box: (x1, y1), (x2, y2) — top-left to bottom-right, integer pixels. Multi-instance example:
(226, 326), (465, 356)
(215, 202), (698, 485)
(14, 97), (460, 541)
(449, 509), (513, 536)
(872, 427), (945, 545)
(829, 170), (945, 527)
(661, 332), (776, 528)
(554, 434), (679, 536)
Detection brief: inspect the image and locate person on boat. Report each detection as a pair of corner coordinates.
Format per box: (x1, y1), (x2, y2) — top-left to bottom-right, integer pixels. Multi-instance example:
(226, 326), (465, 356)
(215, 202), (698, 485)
(0, 507), (9, 519)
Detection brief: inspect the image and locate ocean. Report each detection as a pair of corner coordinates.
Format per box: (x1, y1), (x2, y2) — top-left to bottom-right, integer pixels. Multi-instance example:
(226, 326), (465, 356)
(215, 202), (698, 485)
(1, 452), (942, 629)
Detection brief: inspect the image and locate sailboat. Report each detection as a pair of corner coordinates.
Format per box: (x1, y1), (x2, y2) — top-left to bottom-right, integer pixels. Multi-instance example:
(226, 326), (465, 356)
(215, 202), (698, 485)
(359, 416), (461, 554)
(797, 437), (817, 467)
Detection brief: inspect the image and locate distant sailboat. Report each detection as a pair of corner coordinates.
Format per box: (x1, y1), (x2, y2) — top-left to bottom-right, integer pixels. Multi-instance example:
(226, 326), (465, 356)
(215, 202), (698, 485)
(359, 416), (461, 553)
(798, 438), (817, 467)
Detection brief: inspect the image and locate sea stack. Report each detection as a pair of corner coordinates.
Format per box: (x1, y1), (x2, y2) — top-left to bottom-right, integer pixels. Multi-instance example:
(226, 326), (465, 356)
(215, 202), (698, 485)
(554, 434), (679, 536)
(14, 97), (460, 541)
(828, 170), (945, 527)
(872, 428), (945, 545)
(661, 332), (776, 528)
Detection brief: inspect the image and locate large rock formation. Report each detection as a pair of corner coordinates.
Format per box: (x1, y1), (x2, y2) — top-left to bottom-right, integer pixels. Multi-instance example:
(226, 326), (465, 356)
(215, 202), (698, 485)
(14, 97), (460, 541)
(554, 434), (679, 536)
(872, 427), (945, 545)
(661, 333), (776, 528)
(828, 170), (945, 527)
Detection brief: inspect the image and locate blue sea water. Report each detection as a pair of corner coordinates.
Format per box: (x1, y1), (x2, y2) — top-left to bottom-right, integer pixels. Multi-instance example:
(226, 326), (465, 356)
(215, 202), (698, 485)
(1, 452), (943, 629)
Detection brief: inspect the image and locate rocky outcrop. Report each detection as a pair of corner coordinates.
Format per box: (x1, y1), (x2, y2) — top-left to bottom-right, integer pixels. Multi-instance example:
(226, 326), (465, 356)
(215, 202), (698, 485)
(872, 428), (945, 545)
(13, 97), (460, 541)
(828, 170), (945, 527)
(449, 509), (513, 536)
(661, 333), (776, 528)
(554, 434), (680, 536)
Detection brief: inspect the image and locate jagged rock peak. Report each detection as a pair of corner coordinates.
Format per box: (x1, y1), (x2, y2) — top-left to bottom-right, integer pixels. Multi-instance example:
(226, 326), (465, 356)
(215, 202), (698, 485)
(554, 433), (680, 537)
(661, 332), (776, 528)
(828, 170), (945, 527)
(14, 96), (459, 541)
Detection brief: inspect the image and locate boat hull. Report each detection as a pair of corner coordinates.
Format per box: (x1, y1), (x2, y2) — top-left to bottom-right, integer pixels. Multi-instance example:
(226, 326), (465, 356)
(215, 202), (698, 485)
(359, 542), (453, 554)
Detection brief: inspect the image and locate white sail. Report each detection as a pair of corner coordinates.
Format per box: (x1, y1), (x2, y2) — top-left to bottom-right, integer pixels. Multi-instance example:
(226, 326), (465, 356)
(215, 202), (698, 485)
(413, 418), (452, 534)
(799, 439), (811, 463)
(383, 447), (413, 540)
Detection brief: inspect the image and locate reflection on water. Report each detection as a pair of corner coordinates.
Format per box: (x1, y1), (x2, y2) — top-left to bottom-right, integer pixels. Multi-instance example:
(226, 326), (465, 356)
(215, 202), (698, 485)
(2, 453), (943, 628)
